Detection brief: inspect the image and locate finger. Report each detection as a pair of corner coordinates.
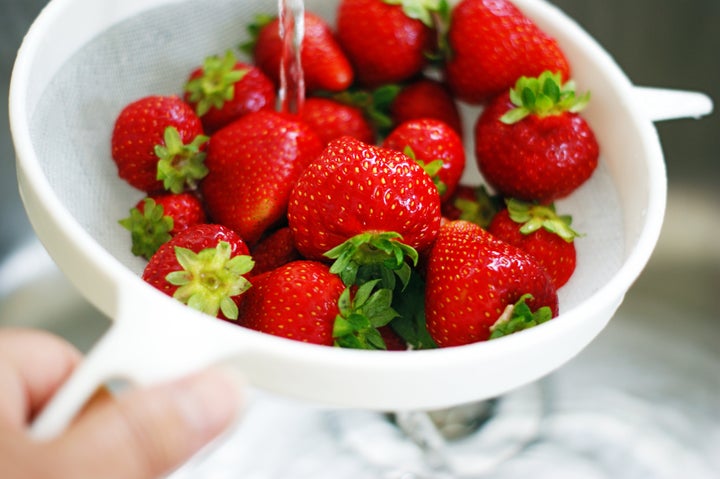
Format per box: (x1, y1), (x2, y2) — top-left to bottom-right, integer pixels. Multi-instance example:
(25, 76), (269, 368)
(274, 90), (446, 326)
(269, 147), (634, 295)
(53, 367), (244, 479)
(0, 328), (81, 428)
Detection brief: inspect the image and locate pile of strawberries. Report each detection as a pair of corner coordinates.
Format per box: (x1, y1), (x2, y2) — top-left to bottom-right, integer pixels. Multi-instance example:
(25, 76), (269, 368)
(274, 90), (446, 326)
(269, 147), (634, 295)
(111, 0), (600, 350)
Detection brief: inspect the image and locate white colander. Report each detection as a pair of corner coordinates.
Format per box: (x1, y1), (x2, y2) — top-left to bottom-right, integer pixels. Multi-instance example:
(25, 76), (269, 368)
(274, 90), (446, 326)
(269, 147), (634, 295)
(9, 0), (712, 440)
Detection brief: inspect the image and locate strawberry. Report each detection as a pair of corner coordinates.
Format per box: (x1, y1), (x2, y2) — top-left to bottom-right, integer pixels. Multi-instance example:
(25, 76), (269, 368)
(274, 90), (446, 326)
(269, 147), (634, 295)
(201, 110), (324, 245)
(184, 50), (276, 133)
(336, 0), (438, 87)
(287, 136), (441, 288)
(300, 97), (375, 146)
(111, 95), (208, 193)
(390, 79), (463, 136)
(119, 192), (207, 259)
(488, 199), (579, 288)
(425, 220), (558, 346)
(440, 184), (502, 227)
(142, 224), (254, 320)
(445, 0), (571, 104)
(475, 71), (599, 202)
(249, 227), (301, 276)
(237, 261), (398, 348)
(244, 12), (354, 93)
(383, 118), (466, 202)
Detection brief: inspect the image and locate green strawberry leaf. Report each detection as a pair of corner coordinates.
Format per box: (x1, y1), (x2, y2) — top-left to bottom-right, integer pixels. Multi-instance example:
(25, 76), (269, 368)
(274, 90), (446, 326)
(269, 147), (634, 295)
(239, 13), (276, 56)
(333, 279), (400, 350)
(403, 146), (447, 197)
(388, 270), (437, 349)
(325, 232), (419, 290)
(505, 198), (581, 242)
(119, 198), (173, 260)
(155, 127), (209, 193)
(167, 241), (254, 320)
(383, 0), (448, 28)
(184, 50), (249, 117)
(489, 294), (552, 339)
(501, 70), (591, 124)
(453, 185), (503, 228)
(329, 84), (401, 139)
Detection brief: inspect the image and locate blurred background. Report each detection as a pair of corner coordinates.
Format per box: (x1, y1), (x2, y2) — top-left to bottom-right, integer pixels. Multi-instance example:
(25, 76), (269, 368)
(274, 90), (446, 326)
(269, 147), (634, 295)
(1, 0), (718, 477)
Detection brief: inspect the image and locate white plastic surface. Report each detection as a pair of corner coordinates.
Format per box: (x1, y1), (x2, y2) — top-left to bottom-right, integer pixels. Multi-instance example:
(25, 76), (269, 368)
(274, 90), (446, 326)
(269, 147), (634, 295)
(9, 0), (712, 440)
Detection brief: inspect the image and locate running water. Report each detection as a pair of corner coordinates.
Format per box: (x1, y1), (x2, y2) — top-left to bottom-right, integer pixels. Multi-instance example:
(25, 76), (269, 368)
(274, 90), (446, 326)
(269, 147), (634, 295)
(278, 0), (305, 114)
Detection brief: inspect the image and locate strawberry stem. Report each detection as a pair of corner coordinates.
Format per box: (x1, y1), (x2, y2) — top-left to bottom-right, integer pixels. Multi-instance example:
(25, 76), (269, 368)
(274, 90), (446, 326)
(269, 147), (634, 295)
(155, 126), (209, 193)
(506, 198), (581, 242)
(184, 50), (249, 117)
(325, 232), (419, 290)
(500, 71), (591, 124)
(166, 241), (254, 320)
(333, 279), (400, 350)
(119, 198), (173, 260)
(489, 294), (552, 339)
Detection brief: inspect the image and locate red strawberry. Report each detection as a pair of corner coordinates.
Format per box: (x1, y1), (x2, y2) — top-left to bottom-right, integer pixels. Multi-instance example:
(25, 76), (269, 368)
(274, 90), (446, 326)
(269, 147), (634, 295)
(336, 0), (437, 87)
(475, 71), (599, 202)
(300, 97), (375, 146)
(142, 224), (254, 320)
(246, 12), (354, 93)
(111, 95), (208, 193)
(445, 0), (571, 103)
(425, 220), (558, 347)
(383, 118), (466, 202)
(201, 110), (324, 245)
(287, 136), (441, 288)
(120, 192), (207, 259)
(440, 184), (502, 227)
(184, 50), (276, 133)
(390, 79), (463, 136)
(488, 199), (579, 288)
(237, 261), (398, 348)
(250, 227), (301, 276)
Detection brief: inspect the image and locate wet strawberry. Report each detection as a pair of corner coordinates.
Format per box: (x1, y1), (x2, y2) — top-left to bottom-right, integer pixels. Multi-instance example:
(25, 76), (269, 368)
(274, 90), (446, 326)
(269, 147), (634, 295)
(488, 199), (579, 288)
(445, 0), (571, 103)
(111, 95), (208, 193)
(425, 220), (558, 346)
(201, 110), (324, 245)
(120, 192), (206, 259)
(142, 224), (254, 320)
(245, 12), (354, 92)
(390, 79), (463, 136)
(475, 71), (599, 202)
(383, 118), (466, 202)
(300, 97), (375, 146)
(184, 50), (276, 133)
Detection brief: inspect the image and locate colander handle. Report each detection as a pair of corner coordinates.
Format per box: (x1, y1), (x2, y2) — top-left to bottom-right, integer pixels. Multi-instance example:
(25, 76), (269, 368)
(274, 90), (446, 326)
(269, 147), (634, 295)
(29, 305), (244, 440)
(634, 86), (714, 122)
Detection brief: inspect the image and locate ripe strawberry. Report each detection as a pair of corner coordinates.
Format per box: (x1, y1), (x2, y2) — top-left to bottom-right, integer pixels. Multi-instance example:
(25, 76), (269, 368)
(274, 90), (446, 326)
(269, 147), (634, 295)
(488, 199), (579, 288)
(383, 118), (466, 202)
(475, 71), (599, 202)
(390, 79), (463, 136)
(300, 97), (375, 146)
(184, 50), (276, 133)
(445, 0), (571, 103)
(111, 95), (208, 193)
(249, 227), (301, 276)
(142, 224), (254, 320)
(287, 136), (441, 288)
(120, 192), (207, 259)
(425, 220), (558, 346)
(336, 0), (438, 87)
(245, 12), (354, 93)
(201, 110), (324, 245)
(440, 184), (502, 227)
(237, 262), (398, 348)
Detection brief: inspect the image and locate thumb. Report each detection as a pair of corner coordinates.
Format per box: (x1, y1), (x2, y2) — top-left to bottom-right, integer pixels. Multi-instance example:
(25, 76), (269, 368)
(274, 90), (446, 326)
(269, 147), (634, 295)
(51, 367), (244, 479)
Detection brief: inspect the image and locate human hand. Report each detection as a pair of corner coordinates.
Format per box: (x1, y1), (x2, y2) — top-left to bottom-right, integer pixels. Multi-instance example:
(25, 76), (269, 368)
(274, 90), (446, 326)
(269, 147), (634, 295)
(0, 328), (243, 479)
